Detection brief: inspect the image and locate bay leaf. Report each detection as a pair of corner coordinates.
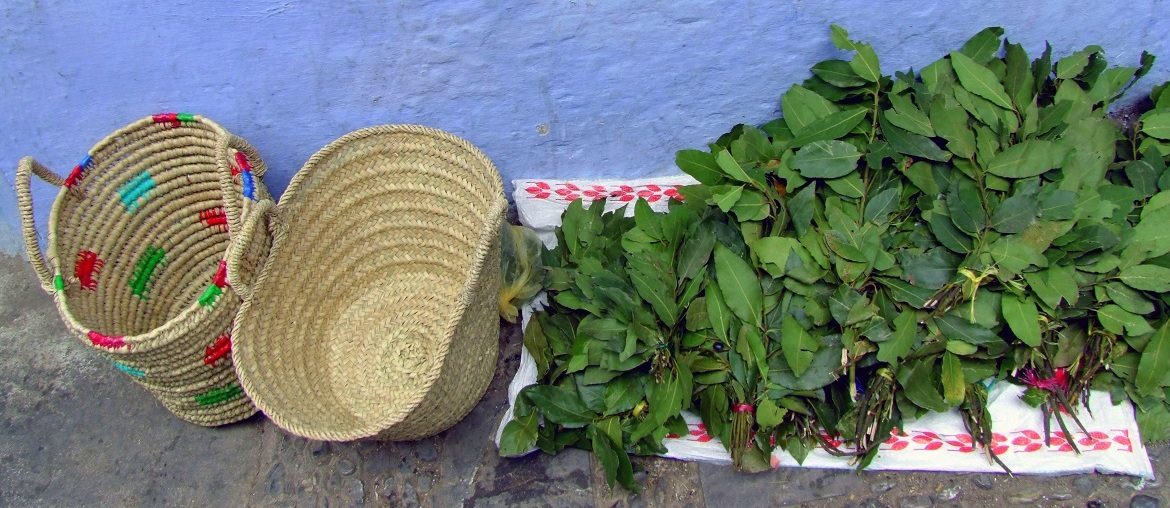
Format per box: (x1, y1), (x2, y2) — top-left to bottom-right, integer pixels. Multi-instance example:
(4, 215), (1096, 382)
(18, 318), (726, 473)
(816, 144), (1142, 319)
(825, 172), (865, 198)
(792, 140), (862, 179)
(947, 178), (987, 235)
(1055, 45), (1102, 79)
(752, 236), (798, 278)
(740, 324), (769, 380)
(1037, 186), (1078, 220)
(946, 340), (979, 356)
(928, 209), (973, 253)
(524, 385), (596, 427)
(675, 149), (723, 185)
(633, 199), (662, 240)
(711, 185), (743, 213)
(781, 316), (820, 378)
(1001, 294), (1042, 347)
(935, 314), (1003, 346)
(1098, 304), (1154, 337)
(755, 398), (787, 429)
(707, 279), (733, 344)
(941, 351), (966, 406)
(714, 244), (763, 327)
(886, 94), (934, 137)
(782, 85), (839, 136)
(921, 57), (957, 94)
(1120, 264), (1170, 292)
(811, 59), (868, 87)
(603, 374), (644, 416)
(984, 140), (1068, 178)
(899, 248), (958, 290)
(499, 413), (539, 457)
(715, 149), (756, 184)
(678, 224), (716, 280)
(879, 277), (933, 308)
(1004, 41), (1035, 109)
(903, 161), (941, 195)
(990, 193), (1040, 233)
(878, 309), (918, 364)
(1136, 321), (1170, 397)
(629, 266), (679, 325)
(880, 113), (951, 162)
(950, 51), (1014, 110)
(863, 186), (901, 224)
(850, 43), (882, 83)
(929, 93), (977, 159)
(1143, 111), (1170, 140)
(1105, 282), (1155, 315)
(900, 357), (951, 412)
(959, 27), (1004, 63)
(788, 182), (817, 237)
(989, 235), (1048, 274)
(732, 189), (770, 222)
(789, 108), (868, 147)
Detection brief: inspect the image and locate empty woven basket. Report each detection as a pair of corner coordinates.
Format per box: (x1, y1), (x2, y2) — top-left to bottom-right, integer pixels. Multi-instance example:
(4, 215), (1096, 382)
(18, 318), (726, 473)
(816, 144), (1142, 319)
(232, 125), (507, 440)
(15, 113), (272, 426)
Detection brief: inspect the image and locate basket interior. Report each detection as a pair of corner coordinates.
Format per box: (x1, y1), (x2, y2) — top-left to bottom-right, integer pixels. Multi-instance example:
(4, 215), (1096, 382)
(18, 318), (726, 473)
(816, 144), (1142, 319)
(53, 122), (245, 338)
(237, 129), (503, 438)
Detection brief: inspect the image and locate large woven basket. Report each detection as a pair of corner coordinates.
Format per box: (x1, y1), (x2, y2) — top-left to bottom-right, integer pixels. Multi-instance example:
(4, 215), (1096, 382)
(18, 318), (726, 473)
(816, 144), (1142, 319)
(15, 113), (272, 426)
(232, 125), (507, 441)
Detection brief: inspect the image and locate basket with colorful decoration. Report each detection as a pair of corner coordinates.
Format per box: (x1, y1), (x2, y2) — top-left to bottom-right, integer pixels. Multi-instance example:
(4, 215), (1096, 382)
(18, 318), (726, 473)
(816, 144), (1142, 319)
(15, 113), (273, 426)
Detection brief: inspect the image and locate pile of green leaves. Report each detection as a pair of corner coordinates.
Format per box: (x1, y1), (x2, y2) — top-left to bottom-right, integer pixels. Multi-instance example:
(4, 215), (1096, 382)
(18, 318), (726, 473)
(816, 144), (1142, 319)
(500, 24), (1170, 489)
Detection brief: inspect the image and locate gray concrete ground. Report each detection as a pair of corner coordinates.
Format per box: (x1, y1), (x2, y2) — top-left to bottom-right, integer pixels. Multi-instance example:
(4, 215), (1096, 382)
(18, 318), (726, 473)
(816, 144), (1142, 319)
(1, 250), (1168, 507)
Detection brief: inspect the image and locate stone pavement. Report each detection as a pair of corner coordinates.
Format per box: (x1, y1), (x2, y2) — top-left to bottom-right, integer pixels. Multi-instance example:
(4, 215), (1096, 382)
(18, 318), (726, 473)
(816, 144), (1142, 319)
(1, 250), (1168, 507)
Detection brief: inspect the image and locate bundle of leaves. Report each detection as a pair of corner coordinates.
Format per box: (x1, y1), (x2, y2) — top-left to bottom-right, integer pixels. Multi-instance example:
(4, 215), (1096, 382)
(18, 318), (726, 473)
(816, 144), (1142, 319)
(500, 24), (1170, 490)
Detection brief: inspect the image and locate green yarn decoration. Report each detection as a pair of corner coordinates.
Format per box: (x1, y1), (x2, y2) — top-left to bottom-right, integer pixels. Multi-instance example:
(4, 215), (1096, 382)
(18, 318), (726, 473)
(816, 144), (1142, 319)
(53, 274), (65, 292)
(177, 112), (195, 123)
(129, 246), (165, 299)
(194, 384), (242, 406)
(198, 284), (223, 307)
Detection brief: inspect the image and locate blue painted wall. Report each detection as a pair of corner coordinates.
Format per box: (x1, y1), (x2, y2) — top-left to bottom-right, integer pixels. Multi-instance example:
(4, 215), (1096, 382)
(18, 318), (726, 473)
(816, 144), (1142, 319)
(2, 0), (1168, 250)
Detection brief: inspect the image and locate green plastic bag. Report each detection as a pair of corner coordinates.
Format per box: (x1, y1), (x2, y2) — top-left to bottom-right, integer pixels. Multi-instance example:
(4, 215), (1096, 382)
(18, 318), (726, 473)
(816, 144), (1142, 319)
(499, 225), (544, 323)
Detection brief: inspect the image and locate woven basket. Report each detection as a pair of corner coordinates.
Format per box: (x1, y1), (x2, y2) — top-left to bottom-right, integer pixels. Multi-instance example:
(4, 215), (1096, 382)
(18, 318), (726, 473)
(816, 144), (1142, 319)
(15, 113), (273, 426)
(232, 125), (507, 441)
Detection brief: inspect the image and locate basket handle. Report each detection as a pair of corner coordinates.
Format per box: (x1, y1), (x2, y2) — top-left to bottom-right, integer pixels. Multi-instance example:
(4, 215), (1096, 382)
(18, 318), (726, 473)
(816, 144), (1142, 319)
(225, 198), (277, 302)
(15, 157), (66, 293)
(216, 133), (268, 234)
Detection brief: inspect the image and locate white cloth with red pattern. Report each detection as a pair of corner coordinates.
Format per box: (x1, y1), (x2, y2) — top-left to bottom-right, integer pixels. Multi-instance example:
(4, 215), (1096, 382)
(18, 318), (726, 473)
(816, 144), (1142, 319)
(497, 176), (1154, 479)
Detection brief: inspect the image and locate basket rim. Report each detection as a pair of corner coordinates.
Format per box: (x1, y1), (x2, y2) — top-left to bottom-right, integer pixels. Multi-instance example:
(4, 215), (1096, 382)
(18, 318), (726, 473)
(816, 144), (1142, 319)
(45, 113), (249, 351)
(233, 124), (508, 440)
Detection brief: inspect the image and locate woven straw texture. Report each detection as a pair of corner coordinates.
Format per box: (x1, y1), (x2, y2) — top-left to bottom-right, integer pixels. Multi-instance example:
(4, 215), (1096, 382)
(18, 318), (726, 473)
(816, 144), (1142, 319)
(232, 125), (507, 441)
(15, 113), (272, 426)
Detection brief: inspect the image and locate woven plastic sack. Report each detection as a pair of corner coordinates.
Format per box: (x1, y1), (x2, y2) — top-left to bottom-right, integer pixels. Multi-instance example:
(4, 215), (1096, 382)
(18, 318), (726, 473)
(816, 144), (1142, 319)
(231, 125), (507, 441)
(15, 113), (273, 426)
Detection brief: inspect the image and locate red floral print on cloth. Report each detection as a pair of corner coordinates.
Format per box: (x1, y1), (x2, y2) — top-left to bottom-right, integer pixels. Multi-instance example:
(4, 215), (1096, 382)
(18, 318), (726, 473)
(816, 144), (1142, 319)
(666, 423), (715, 443)
(881, 428), (1134, 454)
(521, 181), (684, 203)
(665, 423), (1135, 455)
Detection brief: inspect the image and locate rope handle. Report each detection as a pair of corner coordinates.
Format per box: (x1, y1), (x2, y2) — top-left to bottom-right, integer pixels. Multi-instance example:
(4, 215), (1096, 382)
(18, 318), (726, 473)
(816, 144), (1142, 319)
(215, 133), (267, 234)
(225, 198), (277, 302)
(15, 157), (66, 293)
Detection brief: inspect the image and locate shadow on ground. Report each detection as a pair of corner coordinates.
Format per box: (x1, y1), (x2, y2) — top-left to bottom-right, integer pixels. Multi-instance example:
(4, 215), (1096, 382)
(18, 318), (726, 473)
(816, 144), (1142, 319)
(0, 252), (1166, 507)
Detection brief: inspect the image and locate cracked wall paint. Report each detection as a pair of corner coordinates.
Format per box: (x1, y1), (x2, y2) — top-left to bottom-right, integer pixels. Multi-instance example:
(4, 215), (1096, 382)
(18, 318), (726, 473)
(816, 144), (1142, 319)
(1, 1), (1168, 239)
